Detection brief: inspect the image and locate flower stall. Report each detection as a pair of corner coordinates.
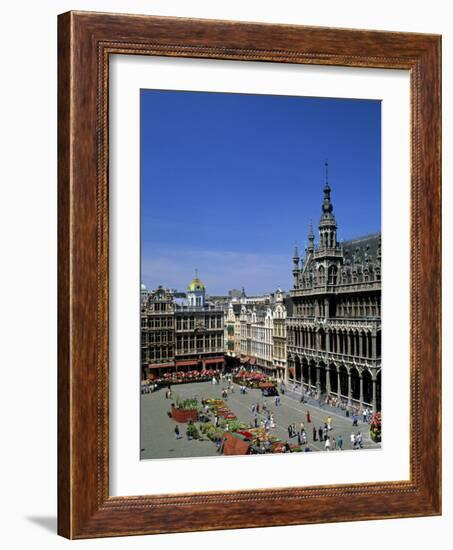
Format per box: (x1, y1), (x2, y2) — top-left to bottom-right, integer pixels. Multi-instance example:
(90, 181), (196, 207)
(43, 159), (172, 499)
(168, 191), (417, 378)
(152, 369), (218, 387)
(233, 369), (276, 389)
(170, 397), (199, 423)
(369, 412), (382, 443)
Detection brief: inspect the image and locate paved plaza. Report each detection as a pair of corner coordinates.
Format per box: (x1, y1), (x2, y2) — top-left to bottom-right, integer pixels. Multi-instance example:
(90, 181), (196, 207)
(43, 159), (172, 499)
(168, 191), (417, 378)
(140, 380), (380, 460)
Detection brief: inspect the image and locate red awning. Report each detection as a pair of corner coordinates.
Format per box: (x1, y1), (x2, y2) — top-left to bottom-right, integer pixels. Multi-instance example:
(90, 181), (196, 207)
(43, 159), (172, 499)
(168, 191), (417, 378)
(222, 432), (250, 456)
(148, 362), (174, 369)
(204, 358), (224, 365)
(175, 360), (198, 367)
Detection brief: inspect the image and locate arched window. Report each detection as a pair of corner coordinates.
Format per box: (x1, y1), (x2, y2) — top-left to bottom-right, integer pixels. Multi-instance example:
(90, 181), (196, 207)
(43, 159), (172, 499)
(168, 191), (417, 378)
(328, 265), (338, 285)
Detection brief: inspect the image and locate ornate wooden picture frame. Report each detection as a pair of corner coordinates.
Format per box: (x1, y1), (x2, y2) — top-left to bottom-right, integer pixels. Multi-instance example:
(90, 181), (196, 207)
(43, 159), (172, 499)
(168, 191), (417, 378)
(58, 11), (441, 539)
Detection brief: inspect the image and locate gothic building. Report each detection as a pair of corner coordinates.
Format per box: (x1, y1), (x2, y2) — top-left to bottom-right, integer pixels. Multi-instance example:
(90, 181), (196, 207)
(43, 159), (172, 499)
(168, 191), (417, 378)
(286, 175), (381, 412)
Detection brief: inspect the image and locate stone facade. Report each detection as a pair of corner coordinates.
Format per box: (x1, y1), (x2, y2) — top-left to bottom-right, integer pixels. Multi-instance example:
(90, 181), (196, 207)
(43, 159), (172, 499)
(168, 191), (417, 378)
(286, 178), (381, 411)
(141, 286), (175, 379)
(225, 290), (288, 380)
(140, 277), (224, 379)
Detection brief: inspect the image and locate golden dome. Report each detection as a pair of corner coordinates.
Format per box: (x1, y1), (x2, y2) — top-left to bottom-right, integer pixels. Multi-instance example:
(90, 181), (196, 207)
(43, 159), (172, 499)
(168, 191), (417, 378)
(188, 277), (205, 292)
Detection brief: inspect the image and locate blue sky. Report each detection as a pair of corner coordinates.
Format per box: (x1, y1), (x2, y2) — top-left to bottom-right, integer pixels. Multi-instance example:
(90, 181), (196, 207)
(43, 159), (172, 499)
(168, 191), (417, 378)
(141, 89), (381, 295)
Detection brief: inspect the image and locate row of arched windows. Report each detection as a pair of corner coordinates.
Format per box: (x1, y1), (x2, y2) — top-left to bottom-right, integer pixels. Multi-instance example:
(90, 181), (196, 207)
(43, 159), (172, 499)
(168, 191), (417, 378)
(289, 326), (381, 359)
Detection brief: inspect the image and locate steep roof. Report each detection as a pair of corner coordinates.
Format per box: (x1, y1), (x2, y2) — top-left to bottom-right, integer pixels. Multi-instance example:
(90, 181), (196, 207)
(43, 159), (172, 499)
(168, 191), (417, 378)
(342, 233), (380, 265)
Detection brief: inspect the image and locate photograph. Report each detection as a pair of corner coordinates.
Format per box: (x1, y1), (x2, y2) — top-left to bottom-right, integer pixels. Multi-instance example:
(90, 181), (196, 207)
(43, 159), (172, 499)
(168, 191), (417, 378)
(139, 89), (382, 460)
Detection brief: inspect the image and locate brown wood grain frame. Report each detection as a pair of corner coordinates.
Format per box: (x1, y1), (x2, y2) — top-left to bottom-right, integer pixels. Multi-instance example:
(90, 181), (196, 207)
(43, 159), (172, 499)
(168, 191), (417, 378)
(58, 11), (442, 539)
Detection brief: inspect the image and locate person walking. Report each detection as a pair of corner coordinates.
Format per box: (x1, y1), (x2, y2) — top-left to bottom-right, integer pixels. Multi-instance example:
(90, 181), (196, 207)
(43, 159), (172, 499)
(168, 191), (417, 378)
(332, 437), (337, 450)
(325, 437), (331, 451)
(174, 425), (181, 439)
(297, 431), (302, 446)
(350, 432), (356, 449)
(313, 426), (317, 441)
(288, 425), (292, 438)
(270, 414), (275, 428)
(318, 426), (324, 442)
(337, 434), (344, 450)
(306, 410), (311, 423)
(300, 422), (305, 433)
(327, 416), (332, 431)
(356, 431), (363, 448)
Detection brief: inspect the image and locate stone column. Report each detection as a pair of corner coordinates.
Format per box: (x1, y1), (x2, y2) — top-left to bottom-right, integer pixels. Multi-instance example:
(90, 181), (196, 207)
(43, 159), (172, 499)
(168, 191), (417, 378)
(336, 369), (340, 397)
(372, 377), (377, 412)
(347, 371), (352, 407)
(371, 333), (377, 359)
(326, 330), (330, 353)
(326, 366), (331, 395)
(359, 332), (363, 357)
(359, 374), (364, 408)
(315, 364), (321, 394)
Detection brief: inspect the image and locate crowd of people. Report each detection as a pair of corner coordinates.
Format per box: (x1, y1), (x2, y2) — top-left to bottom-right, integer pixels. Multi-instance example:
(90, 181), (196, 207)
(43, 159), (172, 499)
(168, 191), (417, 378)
(161, 372), (373, 453)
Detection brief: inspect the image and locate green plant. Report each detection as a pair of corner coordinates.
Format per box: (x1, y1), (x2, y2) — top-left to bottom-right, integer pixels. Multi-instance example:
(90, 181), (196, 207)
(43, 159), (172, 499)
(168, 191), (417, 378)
(183, 397), (198, 410)
(226, 420), (248, 432)
(186, 423), (200, 439)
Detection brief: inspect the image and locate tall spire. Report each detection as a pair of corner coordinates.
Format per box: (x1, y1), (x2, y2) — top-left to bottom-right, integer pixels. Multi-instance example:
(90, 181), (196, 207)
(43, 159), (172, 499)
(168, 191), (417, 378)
(319, 162), (337, 249)
(308, 221), (315, 253)
(292, 241), (299, 288)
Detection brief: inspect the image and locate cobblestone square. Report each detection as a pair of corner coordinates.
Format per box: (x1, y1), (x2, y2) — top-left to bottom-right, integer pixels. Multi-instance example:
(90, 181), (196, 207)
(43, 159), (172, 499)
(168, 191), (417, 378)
(140, 380), (380, 460)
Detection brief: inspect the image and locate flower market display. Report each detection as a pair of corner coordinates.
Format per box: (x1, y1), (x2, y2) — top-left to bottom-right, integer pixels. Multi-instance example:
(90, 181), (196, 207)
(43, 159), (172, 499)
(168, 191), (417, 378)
(169, 395), (304, 455)
(170, 396), (199, 423)
(369, 412), (382, 443)
(148, 369), (219, 387)
(233, 369), (277, 389)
